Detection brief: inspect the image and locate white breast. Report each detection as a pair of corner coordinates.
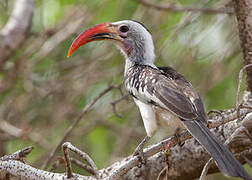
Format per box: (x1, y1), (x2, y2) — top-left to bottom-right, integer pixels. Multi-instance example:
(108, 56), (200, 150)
(134, 98), (158, 137)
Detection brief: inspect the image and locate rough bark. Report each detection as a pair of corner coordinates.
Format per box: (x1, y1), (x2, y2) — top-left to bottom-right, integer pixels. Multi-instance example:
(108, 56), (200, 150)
(0, 0), (34, 68)
(120, 108), (252, 180)
(233, 0), (252, 91)
(0, 105), (251, 179)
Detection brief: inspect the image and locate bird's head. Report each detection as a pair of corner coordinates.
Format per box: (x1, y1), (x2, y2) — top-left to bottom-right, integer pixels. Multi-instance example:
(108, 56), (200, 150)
(67, 20), (155, 65)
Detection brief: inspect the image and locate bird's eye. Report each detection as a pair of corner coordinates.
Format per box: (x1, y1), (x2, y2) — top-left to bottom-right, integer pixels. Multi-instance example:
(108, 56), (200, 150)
(119, 25), (129, 33)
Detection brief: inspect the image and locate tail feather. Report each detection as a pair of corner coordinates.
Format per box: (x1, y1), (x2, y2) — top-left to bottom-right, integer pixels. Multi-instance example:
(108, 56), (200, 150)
(183, 120), (251, 180)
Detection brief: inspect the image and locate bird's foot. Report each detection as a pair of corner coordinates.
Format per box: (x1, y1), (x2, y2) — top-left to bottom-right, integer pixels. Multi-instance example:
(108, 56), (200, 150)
(133, 136), (150, 165)
(133, 146), (146, 165)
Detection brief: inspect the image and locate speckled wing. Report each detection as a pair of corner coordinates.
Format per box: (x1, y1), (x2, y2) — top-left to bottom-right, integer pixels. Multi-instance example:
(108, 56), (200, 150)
(149, 66), (207, 122)
(125, 64), (207, 122)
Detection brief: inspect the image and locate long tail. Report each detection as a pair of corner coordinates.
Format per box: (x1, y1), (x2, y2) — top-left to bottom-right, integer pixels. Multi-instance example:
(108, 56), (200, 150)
(182, 120), (251, 180)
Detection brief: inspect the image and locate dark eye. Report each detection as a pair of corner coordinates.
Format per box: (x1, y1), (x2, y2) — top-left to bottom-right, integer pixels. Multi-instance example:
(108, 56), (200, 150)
(119, 25), (129, 33)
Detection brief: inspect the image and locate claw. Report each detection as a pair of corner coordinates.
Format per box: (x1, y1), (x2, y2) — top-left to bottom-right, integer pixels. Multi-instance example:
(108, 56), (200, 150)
(133, 136), (150, 165)
(133, 147), (146, 165)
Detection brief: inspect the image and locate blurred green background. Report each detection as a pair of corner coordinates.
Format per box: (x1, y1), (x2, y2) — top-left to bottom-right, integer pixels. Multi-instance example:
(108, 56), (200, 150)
(0, 0), (251, 179)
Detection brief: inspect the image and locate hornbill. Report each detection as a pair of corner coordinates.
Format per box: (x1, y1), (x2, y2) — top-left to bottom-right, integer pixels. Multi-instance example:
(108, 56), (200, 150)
(67, 20), (251, 179)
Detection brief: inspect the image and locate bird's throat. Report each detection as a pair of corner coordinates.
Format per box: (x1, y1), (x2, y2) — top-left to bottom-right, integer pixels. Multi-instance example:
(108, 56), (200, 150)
(122, 40), (133, 56)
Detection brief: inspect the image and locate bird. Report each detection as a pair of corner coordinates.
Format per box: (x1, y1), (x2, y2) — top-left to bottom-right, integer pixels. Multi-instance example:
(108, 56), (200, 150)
(67, 20), (251, 180)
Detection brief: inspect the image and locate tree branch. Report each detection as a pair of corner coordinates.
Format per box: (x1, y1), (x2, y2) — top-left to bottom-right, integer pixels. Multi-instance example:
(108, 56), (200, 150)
(104, 107), (252, 180)
(0, 160), (88, 180)
(0, 146), (33, 162)
(0, 0), (34, 68)
(42, 84), (122, 170)
(135, 0), (234, 14)
(1, 106), (251, 179)
(233, 0), (252, 92)
(62, 142), (100, 179)
(0, 120), (48, 148)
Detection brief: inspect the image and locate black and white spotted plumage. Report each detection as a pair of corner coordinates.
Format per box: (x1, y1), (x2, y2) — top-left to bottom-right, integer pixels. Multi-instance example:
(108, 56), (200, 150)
(124, 63), (251, 179)
(69, 20), (251, 179)
(124, 64), (206, 135)
(118, 21), (250, 179)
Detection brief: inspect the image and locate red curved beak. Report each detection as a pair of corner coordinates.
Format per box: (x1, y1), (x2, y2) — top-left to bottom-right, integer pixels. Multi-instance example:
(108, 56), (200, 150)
(67, 23), (122, 58)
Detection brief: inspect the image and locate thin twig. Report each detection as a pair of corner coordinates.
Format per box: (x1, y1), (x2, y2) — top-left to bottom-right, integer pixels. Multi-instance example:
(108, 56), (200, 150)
(70, 157), (97, 176)
(0, 146), (33, 162)
(236, 64), (252, 121)
(0, 120), (23, 137)
(157, 166), (168, 180)
(62, 142), (100, 179)
(0, 120), (48, 148)
(42, 84), (121, 170)
(236, 64), (252, 108)
(50, 157), (63, 172)
(157, 151), (170, 180)
(50, 155), (96, 175)
(135, 0), (234, 14)
(62, 143), (73, 178)
(199, 158), (213, 180)
(110, 94), (130, 118)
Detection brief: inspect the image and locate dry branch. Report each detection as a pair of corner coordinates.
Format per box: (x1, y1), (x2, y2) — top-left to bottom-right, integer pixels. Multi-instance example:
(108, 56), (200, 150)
(136, 0), (234, 14)
(0, 120), (48, 148)
(0, 160), (88, 180)
(42, 84), (122, 170)
(105, 106), (252, 180)
(237, 64), (252, 108)
(0, 146), (33, 162)
(110, 93), (130, 118)
(62, 142), (100, 179)
(70, 157), (98, 176)
(233, 0), (252, 92)
(0, 105), (251, 179)
(34, 14), (87, 62)
(0, 0), (34, 68)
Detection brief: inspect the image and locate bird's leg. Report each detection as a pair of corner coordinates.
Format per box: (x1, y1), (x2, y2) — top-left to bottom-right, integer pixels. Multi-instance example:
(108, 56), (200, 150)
(133, 136), (150, 164)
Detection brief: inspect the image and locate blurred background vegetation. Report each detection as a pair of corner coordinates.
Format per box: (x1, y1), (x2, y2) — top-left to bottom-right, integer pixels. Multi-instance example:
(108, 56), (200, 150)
(0, 0), (250, 179)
